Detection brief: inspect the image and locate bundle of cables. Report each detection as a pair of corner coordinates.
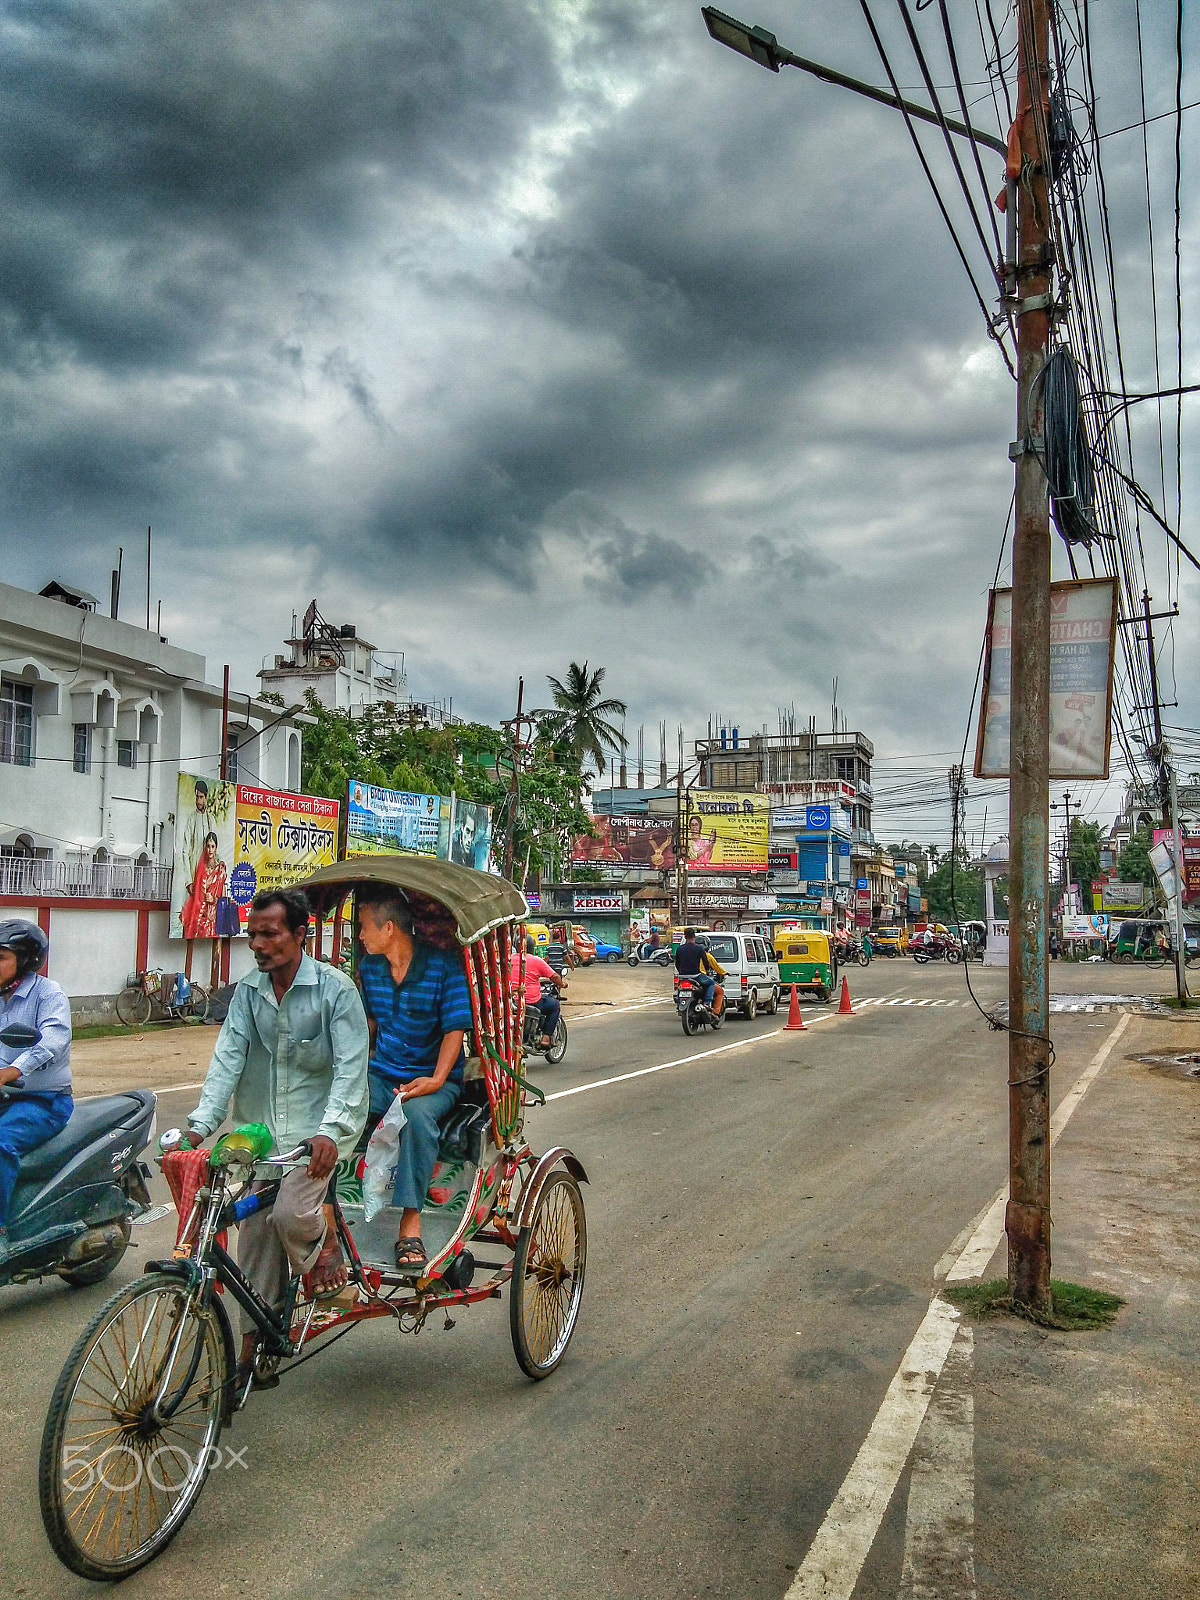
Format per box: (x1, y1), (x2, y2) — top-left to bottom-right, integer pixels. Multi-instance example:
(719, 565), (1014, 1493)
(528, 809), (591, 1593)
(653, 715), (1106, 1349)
(1036, 345), (1109, 547)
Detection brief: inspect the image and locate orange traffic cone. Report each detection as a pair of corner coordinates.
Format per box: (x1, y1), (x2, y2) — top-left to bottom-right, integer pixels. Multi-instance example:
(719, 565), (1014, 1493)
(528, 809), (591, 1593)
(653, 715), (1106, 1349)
(784, 985), (807, 1030)
(838, 975), (854, 1014)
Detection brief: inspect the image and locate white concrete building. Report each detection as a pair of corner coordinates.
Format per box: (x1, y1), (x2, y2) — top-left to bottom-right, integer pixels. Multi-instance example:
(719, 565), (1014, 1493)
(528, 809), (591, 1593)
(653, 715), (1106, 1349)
(258, 599), (459, 725)
(0, 578), (308, 1015)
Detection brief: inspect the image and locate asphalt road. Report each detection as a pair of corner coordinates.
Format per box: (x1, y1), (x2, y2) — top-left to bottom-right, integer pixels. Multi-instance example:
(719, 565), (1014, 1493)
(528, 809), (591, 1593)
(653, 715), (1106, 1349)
(0, 958), (1166, 1598)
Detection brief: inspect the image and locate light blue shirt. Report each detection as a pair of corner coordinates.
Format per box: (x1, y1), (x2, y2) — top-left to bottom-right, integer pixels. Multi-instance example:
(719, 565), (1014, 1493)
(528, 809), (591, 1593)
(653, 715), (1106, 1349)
(0, 973), (73, 1094)
(189, 954), (369, 1157)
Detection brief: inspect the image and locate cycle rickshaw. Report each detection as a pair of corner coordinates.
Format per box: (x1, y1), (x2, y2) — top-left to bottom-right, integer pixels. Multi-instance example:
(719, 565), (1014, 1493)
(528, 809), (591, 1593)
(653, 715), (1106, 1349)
(39, 858), (588, 1580)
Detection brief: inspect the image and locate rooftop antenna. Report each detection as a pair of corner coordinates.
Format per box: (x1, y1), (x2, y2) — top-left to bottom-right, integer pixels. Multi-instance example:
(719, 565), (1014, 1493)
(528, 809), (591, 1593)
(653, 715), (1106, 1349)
(619, 712), (628, 789)
(637, 725), (645, 789)
(659, 721), (667, 787)
(109, 546), (123, 620)
(831, 675), (838, 735)
(145, 525), (152, 631)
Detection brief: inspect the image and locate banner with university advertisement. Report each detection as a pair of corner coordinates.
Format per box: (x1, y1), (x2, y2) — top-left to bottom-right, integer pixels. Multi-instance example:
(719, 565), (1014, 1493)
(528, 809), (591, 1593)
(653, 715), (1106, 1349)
(573, 814), (676, 869)
(975, 577), (1118, 779)
(687, 792), (769, 871)
(347, 783), (449, 858)
(171, 775), (339, 938)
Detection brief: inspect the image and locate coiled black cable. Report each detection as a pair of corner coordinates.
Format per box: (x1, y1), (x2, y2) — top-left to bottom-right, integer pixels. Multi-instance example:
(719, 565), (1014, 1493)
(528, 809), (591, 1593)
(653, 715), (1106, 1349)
(1037, 345), (1109, 547)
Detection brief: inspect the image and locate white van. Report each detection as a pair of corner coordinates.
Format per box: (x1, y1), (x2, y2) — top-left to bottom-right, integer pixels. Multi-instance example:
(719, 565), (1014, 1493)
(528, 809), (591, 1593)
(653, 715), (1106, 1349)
(695, 931), (780, 1019)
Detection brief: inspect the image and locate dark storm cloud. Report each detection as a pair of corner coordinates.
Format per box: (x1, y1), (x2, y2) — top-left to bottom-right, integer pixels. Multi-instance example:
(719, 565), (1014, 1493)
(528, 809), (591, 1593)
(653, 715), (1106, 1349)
(0, 0), (1192, 792)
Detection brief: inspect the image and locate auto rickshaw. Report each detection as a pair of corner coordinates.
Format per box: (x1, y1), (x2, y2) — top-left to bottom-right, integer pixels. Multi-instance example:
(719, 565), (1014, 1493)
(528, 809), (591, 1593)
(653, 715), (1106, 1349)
(773, 927), (836, 1001)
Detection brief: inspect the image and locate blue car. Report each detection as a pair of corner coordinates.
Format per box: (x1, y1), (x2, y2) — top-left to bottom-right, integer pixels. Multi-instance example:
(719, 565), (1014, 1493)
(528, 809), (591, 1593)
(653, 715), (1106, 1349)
(594, 939), (624, 964)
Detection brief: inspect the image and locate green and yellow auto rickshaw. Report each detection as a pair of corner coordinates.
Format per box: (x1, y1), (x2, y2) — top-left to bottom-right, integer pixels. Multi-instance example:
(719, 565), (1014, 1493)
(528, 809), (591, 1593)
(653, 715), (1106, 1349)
(773, 928), (836, 1002)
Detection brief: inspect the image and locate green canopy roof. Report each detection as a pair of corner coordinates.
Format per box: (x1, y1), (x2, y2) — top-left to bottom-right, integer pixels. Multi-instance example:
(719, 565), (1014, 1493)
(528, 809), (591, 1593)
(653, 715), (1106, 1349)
(299, 856), (528, 944)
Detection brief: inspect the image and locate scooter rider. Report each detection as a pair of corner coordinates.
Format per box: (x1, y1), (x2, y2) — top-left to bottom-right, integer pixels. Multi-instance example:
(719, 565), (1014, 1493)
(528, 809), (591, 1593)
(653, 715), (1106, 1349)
(674, 928), (726, 1016)
(0, 920), (73, 1255)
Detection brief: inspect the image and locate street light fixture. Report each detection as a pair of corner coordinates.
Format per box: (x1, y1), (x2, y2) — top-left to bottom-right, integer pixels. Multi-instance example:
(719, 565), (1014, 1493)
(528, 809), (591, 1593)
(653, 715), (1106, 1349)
(702, 7), (784, 71)
(700, 5), (1007, 155)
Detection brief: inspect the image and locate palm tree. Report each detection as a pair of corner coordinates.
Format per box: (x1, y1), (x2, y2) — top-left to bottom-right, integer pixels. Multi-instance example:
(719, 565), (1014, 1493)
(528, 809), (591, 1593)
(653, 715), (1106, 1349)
(536, 662), (627, 794)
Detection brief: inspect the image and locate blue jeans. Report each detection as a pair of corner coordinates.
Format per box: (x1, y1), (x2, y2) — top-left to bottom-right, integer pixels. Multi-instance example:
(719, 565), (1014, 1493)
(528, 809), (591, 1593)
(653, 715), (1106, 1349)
(691, 974), (716, 1007)
(0, 1092), (73, 1226)
(368, 1072), (461, 1215)
(532, 993), (561, 1035)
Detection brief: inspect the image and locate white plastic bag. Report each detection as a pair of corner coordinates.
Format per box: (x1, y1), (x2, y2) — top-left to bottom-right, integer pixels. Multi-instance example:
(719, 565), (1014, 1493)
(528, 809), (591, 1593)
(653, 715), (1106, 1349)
(361, 1092), (408, 1221)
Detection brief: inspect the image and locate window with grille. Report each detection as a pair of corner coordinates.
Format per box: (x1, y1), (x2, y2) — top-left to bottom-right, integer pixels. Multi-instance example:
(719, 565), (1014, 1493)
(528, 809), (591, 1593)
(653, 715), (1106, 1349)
(1, 680), (34, 766)
(117, 739), (137, 769)
(225, 729), (239, 782)
(73, 723), (92, 773)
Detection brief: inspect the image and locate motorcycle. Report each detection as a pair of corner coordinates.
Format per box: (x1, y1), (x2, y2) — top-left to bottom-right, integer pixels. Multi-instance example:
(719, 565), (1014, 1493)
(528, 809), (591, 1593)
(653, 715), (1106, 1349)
(627, 942), (673, 967)
(912, 937), (961, 965)
(674, 976), (726, 1037)
(521, 982), (568, 1064)
(0, 1023), (159, 1289)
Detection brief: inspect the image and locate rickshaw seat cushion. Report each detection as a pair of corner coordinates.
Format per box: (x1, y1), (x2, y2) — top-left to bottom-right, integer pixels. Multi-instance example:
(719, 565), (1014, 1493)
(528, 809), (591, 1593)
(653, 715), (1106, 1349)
(437, 1082), (491, 1166)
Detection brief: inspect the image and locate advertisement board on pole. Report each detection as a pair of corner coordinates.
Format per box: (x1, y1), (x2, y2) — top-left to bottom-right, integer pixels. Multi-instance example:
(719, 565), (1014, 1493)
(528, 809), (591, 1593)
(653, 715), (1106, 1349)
(347, 783), (449, 858)
(573, 815), (676, 869)
(975, 577), (1117, 779)
(172, 774), (339, 938)
(1153, 829), (1200, 901)
(686, 792), (770, 871)
(1101, 880), (1150, 914)
(448, 800), (493, 872)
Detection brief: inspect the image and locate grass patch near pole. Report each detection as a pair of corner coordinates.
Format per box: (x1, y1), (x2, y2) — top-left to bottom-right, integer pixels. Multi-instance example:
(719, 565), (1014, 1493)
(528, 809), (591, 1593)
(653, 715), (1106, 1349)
(943, 1278), (1123, 1330)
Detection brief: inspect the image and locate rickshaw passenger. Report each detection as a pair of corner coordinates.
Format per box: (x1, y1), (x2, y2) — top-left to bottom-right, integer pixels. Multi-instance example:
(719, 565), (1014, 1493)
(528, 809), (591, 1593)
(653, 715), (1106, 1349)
(357, 888), (474, 1272)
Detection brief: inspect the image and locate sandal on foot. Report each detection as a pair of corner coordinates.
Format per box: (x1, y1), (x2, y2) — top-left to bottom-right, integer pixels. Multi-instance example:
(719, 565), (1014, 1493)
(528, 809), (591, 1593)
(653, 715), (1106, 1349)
(394, 1235), (426, 1273)
(305, 1236), (348, 1301)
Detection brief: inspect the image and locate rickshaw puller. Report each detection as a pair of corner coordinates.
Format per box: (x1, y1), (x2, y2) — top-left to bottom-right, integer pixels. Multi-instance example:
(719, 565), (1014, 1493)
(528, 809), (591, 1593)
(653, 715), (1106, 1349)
(356, 887), (474, 1271)
(180, 888), (369, 1382)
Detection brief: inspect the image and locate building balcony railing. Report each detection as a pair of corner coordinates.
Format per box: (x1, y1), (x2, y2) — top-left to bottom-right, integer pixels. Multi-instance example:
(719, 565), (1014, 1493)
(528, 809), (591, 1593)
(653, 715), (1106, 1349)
(0, 856), (173, 902)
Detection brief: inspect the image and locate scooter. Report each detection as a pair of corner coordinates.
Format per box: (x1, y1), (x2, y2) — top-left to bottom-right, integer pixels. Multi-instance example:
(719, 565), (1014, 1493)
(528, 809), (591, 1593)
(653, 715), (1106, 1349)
(627, 943), (673, 967)
(521, 984), (569, 1065)
(674, 977), (726, 1037)
(0, 1023), (158, 1289)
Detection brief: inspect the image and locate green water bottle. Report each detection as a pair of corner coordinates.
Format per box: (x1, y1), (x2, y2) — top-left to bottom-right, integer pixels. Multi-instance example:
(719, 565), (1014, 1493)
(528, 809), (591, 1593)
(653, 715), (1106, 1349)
(210, 1122), (274, 1167)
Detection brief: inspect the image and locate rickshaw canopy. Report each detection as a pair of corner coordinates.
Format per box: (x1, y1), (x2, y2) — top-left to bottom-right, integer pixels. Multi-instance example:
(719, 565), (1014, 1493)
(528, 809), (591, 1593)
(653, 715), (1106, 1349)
(300, 856), (527, 944)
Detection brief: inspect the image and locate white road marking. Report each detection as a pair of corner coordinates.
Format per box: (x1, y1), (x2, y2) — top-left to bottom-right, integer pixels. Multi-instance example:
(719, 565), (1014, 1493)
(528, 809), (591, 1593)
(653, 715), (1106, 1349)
(899, 1325), (976, 1600)
(543, 1014), (841, 1102)
(566, 996), (672, 1022)
(783, 1008), (1131, 1600)
(785, 1296), (963, 1600)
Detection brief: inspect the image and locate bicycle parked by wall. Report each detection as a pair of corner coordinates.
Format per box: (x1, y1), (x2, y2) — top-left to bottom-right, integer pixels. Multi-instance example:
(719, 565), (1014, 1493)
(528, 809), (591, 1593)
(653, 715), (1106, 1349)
(115, 970), (210, 1026)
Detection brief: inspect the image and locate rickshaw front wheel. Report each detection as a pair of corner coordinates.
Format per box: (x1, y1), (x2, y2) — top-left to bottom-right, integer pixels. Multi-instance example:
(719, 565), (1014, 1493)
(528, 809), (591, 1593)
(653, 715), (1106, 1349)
(39, 1272), (232, 1581)
(510, 1171), (587, 1380)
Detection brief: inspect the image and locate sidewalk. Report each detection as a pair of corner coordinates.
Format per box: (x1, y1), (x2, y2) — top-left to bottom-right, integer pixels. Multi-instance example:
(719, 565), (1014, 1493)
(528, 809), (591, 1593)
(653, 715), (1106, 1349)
(970, 1011), (1200, 1598)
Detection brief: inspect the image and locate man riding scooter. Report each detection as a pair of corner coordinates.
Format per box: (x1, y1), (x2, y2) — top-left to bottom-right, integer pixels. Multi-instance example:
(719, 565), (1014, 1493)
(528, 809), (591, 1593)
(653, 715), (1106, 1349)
(673, 928), (726, 1017)
(0, 920), (73, 1259)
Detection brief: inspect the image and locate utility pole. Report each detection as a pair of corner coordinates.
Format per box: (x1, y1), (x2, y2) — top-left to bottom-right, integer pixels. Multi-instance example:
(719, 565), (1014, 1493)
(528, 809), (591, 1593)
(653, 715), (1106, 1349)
(1006, 0), (1054, 1314)
(1168, 757), (1189, 1007)
(501, 678), (526, 883)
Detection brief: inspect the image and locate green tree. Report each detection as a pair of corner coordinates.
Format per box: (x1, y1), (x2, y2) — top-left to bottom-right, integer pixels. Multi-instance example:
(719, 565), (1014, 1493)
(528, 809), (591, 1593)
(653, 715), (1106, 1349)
(923, 849), (985, 923)
(296, 693), (592, 880)
(534, 662), (627, 797)
(1117, 827), (1157, 892)
(1066, 817), (1101, 891)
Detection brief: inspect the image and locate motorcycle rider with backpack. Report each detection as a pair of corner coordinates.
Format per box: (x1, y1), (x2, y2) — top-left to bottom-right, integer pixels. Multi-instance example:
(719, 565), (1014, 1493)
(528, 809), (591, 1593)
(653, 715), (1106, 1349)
(0, 920), (72, 1258)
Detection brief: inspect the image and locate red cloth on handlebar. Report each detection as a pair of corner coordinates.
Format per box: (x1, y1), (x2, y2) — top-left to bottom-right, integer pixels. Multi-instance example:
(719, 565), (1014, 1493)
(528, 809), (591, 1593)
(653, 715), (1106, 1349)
(162, 1147), (228, 1265)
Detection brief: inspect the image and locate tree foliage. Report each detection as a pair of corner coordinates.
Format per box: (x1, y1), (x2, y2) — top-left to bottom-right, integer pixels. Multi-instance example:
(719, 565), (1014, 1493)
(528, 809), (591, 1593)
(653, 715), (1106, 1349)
(534, 662), (627, 791)
(1066, 817), (1101, 891)
(1117, 827), (1157, 891)
(923, 848), (986, 923)
(298, 693), (592, 877)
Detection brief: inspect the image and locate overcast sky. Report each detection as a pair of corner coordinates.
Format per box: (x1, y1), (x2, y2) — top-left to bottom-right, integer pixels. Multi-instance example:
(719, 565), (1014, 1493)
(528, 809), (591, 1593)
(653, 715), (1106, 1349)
(3, 0), (1194, 845)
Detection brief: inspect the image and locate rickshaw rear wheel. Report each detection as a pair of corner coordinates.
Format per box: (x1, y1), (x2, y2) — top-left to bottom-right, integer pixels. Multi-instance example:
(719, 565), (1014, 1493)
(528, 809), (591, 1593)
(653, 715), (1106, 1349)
(40, 1271), (232, 1581)
(510, 1171), (587, 1379)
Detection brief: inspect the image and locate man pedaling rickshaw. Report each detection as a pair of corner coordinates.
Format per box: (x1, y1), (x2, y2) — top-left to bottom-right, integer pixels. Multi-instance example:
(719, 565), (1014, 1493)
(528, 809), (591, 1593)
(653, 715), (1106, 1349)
(673, 927), (726, 1016)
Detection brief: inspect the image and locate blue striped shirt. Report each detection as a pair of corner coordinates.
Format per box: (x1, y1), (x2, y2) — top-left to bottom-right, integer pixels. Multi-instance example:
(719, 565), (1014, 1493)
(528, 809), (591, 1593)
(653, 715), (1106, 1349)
(358, 943), (474, 1086)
